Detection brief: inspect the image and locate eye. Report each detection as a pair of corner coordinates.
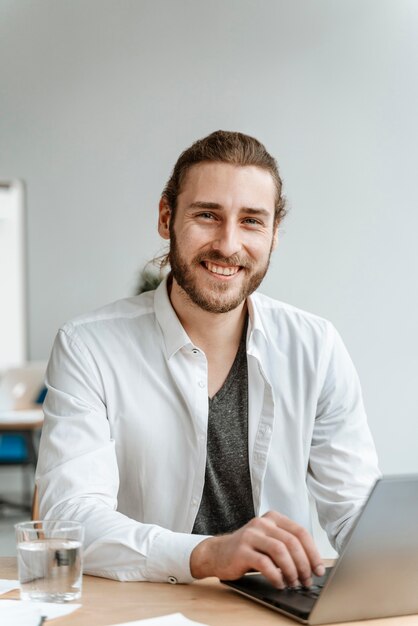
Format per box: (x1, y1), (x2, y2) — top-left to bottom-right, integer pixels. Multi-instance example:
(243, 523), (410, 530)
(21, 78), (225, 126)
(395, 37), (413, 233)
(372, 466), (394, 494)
(243, 217), (262, 226)
(197, 212), (216, 220)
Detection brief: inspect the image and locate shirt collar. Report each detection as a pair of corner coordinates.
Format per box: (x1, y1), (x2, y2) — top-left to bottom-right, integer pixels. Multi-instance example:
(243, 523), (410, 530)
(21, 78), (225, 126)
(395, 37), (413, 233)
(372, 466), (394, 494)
(154, 277), (193, 359)
(154, 277), (268, 358)
(247, 291), (268, 344)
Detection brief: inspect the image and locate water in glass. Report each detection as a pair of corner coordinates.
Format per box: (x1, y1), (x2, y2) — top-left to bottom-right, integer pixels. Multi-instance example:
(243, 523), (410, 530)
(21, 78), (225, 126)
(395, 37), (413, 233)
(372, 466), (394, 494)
(17, 537), (82, 602)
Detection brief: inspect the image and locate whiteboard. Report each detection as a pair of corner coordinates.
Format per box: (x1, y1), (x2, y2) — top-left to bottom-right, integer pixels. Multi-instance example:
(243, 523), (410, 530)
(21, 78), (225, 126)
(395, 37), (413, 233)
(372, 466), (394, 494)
(0, 181), (26, 370)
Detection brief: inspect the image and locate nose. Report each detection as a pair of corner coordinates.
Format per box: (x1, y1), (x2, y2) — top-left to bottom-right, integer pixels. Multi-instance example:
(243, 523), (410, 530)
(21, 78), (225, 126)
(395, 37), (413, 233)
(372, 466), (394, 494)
(212, 221), (242, 259)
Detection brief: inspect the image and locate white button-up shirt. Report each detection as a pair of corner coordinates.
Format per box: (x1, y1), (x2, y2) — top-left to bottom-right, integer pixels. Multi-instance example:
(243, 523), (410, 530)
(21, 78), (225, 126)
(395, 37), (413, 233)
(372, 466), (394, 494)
(36, 279), (380, 583)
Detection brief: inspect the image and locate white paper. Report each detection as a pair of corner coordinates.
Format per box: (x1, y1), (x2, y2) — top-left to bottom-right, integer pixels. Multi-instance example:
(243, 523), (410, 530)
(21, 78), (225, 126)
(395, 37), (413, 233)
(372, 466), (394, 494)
(0, 579), (20, 594)
(0, 598), (81, 620)
(0, 600), (41, 626)
(35, 600), (82, 619)
(114, 613), (208, 626)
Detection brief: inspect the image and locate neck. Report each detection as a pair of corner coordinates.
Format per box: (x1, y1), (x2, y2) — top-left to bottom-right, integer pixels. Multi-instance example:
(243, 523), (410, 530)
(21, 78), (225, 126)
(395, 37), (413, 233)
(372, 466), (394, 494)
(168, 278), (248, 353)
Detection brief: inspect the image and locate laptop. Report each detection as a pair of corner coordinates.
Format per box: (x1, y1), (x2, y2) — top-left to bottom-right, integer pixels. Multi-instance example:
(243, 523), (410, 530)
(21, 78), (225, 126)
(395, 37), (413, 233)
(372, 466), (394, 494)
(0, 362), (46, 412)
(222, 475), (418, 624)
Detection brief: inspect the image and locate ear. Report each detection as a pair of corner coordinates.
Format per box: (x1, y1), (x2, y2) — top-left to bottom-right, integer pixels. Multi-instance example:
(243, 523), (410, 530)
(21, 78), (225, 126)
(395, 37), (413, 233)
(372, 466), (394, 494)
(272, 223), (279, 251)
(158, 197), (172, 240)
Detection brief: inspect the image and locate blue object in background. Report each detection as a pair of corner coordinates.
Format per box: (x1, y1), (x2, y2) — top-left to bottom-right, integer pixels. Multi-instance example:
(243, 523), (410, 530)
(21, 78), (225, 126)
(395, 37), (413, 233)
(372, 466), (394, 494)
(0, 434), (28, 462)
(35, 386), (47, 404)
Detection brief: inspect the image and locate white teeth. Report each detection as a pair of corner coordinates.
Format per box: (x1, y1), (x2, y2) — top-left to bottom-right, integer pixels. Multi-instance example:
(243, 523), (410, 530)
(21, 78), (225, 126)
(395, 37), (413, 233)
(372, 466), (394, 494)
(205, 261), (240, 276)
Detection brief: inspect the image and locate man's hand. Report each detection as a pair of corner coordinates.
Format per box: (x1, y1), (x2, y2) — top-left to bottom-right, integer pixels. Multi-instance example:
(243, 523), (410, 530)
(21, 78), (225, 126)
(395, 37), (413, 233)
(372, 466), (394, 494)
(190, 511), (325, 589)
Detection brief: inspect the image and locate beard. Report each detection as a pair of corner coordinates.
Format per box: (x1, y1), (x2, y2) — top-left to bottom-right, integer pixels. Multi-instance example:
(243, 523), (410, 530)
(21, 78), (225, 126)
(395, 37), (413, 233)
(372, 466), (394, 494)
(168, 229), (273, 314)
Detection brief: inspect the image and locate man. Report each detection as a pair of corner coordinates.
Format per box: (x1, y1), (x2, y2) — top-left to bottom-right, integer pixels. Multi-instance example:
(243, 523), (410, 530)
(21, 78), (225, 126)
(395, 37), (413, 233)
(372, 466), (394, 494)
(36, 130), (379, 589)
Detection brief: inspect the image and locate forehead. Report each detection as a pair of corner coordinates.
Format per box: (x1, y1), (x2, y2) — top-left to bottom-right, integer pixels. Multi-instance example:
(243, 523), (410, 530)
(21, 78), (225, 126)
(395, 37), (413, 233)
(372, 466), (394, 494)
(177, 162), (276, 212)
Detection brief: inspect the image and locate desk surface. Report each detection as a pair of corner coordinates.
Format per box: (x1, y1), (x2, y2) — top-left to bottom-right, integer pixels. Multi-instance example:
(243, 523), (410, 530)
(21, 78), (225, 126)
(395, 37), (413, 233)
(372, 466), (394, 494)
(0, 407), (43, 430)
(2, 558), (418, 626)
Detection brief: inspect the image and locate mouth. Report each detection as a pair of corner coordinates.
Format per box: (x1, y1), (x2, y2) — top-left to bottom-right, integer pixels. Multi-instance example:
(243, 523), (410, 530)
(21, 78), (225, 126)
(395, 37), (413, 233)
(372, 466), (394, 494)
(201, 260), (242, 278)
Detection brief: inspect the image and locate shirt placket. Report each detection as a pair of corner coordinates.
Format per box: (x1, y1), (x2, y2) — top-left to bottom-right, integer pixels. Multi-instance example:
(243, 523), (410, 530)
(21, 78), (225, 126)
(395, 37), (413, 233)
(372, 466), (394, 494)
(247, 349), (275, 516)
(172, 345), (209, 530)
(191, 346), (209, 525)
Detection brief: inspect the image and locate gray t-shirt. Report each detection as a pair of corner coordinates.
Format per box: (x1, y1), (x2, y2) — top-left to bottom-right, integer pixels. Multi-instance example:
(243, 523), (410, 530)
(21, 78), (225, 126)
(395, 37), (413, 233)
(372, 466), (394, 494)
(192, 319), (255, 535)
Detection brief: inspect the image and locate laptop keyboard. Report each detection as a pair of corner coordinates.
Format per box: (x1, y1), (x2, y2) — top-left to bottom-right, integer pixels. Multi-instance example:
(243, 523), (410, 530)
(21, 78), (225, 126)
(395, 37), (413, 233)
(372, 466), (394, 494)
(223, 568), (331, 620)
(291, 584), (324, 599)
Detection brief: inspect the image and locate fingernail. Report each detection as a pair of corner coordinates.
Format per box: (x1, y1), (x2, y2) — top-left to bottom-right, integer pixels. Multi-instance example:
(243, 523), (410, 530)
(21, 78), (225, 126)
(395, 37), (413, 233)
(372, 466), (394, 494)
(287, 579), (299, 589)
(302, 577), (313, 588)
(315, 564), (326, 577)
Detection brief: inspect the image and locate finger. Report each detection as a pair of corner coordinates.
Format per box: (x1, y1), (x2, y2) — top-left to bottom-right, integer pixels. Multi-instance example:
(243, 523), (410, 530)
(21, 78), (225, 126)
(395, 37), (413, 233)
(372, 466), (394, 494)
(259, 514), (313, 580)
(263, 512), (325, 577)
(251, 534), (300, 587)
(251, 552), (286, 589)
(270, 528), (313, 586)
(279, 518), (324, 577)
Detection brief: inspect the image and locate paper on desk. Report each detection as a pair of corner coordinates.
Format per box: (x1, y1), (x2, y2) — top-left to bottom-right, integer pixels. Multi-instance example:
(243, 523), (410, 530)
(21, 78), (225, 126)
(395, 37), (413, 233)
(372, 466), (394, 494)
(0, 598), (81, 620)
(36, 600), (82, 619)
(0, 600), (42, 626)
(114, 613), (208, 626)
(0, 578), (20, 594)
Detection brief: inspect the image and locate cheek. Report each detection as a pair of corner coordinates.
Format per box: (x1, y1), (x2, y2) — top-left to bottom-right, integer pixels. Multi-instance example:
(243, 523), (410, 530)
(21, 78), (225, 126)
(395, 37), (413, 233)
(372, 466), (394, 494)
(244, 236), (274, 260)
(181, 225), (213, 248)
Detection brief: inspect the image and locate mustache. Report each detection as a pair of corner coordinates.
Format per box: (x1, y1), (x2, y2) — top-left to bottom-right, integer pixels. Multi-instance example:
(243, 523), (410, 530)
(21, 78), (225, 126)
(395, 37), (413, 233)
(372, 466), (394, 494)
(194, 250), (252, 268)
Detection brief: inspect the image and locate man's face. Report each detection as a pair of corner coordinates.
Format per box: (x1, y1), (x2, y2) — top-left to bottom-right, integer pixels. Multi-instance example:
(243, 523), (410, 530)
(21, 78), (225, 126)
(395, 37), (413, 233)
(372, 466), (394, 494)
(158, 162), (278, 314)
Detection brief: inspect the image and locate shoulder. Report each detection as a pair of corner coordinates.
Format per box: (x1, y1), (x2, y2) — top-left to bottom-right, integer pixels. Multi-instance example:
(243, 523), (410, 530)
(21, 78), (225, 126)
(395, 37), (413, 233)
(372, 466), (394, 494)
(249, 292), (342, 382)
(59, 290), (156, 341)
(250, 291), (334, 339)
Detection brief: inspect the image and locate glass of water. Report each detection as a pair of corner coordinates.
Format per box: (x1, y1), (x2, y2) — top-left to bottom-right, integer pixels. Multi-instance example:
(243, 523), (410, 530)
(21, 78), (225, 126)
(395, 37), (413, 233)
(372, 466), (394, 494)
(15, 520), (84, 602)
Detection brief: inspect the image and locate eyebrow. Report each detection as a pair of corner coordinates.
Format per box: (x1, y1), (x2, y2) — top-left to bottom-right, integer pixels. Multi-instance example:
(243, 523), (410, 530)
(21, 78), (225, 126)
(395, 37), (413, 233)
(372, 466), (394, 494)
(189, 201), (271, 217)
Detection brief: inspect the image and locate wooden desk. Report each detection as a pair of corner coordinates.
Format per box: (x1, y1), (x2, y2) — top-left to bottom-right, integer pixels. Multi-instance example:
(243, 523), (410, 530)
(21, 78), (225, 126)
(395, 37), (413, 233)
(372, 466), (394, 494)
(1, 558), (418, 626)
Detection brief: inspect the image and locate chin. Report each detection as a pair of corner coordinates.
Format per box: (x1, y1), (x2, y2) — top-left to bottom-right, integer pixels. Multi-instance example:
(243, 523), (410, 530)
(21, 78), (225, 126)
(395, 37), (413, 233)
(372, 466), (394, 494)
(192, 290), (247, 314)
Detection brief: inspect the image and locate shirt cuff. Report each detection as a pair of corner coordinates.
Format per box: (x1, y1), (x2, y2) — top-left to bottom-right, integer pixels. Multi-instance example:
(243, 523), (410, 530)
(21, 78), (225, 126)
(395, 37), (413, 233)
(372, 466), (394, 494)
(145, 529), (209, 583)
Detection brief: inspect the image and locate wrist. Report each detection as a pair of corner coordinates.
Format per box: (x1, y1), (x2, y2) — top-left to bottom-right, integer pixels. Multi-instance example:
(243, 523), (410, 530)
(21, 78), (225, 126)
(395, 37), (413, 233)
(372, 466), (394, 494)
(190, 536), (218, 579)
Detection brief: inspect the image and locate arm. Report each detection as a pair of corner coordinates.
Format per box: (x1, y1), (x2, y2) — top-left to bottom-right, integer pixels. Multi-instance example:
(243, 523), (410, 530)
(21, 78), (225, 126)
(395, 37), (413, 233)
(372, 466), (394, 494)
(307, 324), (381, 552)
(36, 327), (204, 583)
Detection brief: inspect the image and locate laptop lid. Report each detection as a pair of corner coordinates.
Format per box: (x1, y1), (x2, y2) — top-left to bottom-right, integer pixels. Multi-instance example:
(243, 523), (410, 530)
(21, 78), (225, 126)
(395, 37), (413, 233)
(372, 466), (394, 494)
(310, 474), (418, 624)
(0, 362), (46, 411)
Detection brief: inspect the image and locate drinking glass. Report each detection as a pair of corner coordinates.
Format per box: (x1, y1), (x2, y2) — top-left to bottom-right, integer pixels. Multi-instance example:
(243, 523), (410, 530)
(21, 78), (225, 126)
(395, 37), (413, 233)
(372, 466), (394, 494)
(15, 520), (84, 602)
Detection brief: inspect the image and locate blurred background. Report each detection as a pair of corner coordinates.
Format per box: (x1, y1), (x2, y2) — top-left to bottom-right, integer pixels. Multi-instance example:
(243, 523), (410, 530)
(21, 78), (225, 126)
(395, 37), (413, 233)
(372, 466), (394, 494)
(0, 0), (417, 556)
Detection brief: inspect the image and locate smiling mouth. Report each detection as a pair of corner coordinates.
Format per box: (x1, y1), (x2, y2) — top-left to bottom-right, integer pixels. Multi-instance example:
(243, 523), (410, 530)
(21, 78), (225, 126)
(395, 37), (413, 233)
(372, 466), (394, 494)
(202, 261), (241, 276)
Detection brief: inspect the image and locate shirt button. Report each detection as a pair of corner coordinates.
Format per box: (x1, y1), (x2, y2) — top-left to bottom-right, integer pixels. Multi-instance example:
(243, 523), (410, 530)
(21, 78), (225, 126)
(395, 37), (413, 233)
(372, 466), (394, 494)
(192, 498), (199, 507)
(168, 576), (178, 584)
(198, 380), (205, 388)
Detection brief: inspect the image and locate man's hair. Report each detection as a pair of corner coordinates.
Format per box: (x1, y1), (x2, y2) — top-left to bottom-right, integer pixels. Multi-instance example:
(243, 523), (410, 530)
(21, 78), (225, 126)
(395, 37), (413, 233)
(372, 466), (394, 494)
(162, 130), (287, 225)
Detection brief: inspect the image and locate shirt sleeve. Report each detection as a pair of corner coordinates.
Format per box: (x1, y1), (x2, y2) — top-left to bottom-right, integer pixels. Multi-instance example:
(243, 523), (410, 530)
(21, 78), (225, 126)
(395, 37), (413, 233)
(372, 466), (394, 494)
(36, 327), (205, 583)
(306, 323), (381, 553)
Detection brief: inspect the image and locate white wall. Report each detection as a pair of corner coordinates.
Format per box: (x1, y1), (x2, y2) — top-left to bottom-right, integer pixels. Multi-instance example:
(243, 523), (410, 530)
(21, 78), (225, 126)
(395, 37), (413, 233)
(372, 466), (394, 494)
(1, 0), (417, 518)
(0, 181), (26, 369)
